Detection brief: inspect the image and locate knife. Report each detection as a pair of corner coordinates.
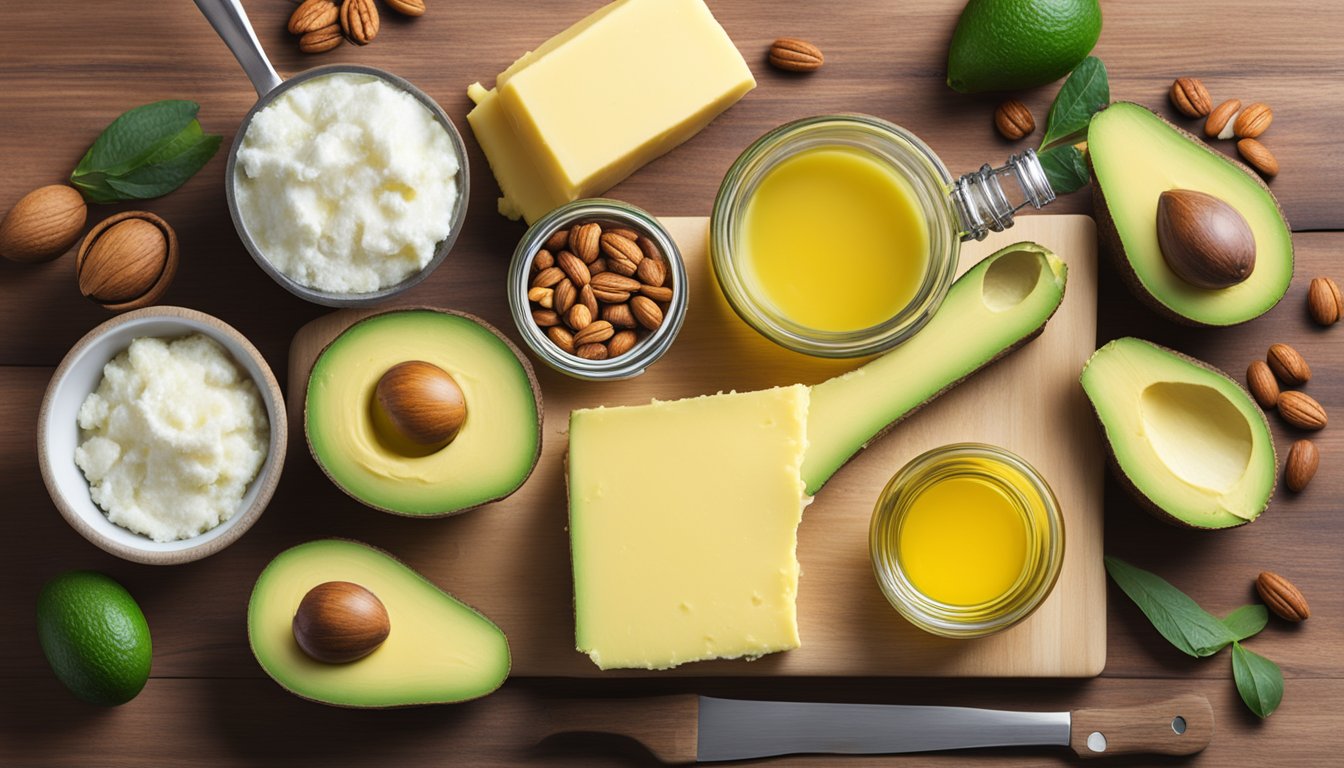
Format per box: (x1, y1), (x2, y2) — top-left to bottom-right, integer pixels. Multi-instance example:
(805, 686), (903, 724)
(538, 693), (1212, 762)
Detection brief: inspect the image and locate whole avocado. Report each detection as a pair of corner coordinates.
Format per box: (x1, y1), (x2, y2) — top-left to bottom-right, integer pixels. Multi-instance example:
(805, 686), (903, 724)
(37, 571), (152, 706)
(947, 0), (1102, 93)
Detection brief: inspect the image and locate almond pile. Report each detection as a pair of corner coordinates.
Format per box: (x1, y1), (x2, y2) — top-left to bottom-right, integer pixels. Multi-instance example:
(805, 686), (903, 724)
(288, 0), (424, 54)
(1167, 77), (1278, 178)
(527, 222), (674, 361)
(1245, 341), (1326, 491)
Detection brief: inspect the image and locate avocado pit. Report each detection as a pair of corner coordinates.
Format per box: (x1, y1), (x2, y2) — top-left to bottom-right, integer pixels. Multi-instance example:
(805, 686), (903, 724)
(373, 360), (467, 455)
(1156, 189), (1256, 290)
(293, 581), (390, 664)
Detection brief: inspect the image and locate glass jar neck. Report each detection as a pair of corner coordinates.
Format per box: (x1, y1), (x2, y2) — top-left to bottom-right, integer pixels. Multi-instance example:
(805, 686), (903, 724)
(950, 149), (1055, 242)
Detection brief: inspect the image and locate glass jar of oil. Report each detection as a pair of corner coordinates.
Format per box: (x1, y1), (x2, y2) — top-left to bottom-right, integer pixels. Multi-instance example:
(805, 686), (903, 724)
(869, 443), (1064, 639)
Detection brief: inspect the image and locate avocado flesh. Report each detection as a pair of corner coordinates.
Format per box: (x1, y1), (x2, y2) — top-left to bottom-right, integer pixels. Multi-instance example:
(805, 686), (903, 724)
(306, 310), (541, 516)
(1089, 102), (1293, 326)
(1080, 338), (1276, 529)
(248, 539), (510, 707)
(802, 243), (1068, 494)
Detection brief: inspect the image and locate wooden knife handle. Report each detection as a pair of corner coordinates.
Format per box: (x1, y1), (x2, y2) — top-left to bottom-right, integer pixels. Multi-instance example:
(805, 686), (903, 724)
(1070, 694), (1213, 758)
(536, 694), (700, 764)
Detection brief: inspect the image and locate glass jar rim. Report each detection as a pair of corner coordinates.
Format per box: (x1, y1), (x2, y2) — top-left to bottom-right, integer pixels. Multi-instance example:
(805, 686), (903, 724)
(507, 199), (688, 381)
(709, 114), (960, 358)
(869, 442), (1065, 639)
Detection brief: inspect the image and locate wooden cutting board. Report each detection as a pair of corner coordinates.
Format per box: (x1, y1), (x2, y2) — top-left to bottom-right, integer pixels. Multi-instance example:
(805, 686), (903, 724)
(287, 214), (1104, 677)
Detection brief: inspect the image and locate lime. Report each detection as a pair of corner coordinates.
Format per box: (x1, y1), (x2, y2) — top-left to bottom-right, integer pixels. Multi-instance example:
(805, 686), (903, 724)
(37, 571), (152, 706)
(947, 0), (1102, 93)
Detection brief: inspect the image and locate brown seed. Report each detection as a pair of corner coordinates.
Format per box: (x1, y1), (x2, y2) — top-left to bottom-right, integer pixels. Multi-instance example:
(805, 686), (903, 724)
(1246, 360), (1280, 410)
(1256, 571), (1310, 622)
(1285, 439), (1319, 492)
(591, 272), (642, 293)
(630, 295), (664, 330)
(601, 232), (643, 274)
(1278, 390), (1327, 430)
(298, 24), (344, 53)
(570, 223), (602, 263)
(533, 249), (555, 271)
(531, 266), (565, 289)
(1234, 103), (1273, 139)
(289, 0), (339, 35)
(637, 257), (666, 287)
(339, 0), (379, 45)
(374, 361), (467, 448)
(554, 279), (577, 315)
(544, 228), (570, 252)
(527, 286), (554, 308)
(76, 214), (176, 309)
(608, 330), (638, 357)
(602, 302), (637, 329)
(1237, 138), (1279, 178)
(546, 326), (575, 354)
(993, 99), (1035, 141)
(1205, 99), (1241, 138)
(574, 320), (615, 346)
(1267, 343), (1310, 386)
(384, 0), (426, 17)
(579, 284), (599, 317)
(557, 250), (591, 286)
(1169, 77), (1213, 118)
(640, 284), (674, 302)
(566, 303), (592, 331)
(605, 227), (639, 241)
(592, 288), (631, 304)
(637, 236), (662, 265)
(1307, 277), (1343, 326)
(768, 38), (824, 72)
(292, 581), (390, 664)
(589, 257), (608, 275)
(531, 309), (560, 327)
(576, 342), (609, 360)
(0, 184), (88, 263)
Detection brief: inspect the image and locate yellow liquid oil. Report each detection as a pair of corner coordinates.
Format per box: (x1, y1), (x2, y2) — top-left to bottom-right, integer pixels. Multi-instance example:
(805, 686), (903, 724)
(895, 463), (1038, 607)
(740, 146), (930, 332)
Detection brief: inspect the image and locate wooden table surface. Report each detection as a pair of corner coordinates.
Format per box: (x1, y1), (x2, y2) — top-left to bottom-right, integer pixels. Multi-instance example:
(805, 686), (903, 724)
(2, 1), (1342, 765)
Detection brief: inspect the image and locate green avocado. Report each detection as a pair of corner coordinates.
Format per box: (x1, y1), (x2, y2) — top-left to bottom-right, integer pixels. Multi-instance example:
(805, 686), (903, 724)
(1080, 338), (1276, 529)
(37, 571), (152, 706)
(946, 0), (1102, 93)
(1089, 103), (1293, 326)
(248, 539), (511, 707)
(305, 309), (542, 517)
(803, 242), (1068, 494)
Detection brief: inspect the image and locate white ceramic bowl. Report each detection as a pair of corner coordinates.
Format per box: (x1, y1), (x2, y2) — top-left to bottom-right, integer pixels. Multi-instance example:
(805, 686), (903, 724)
(37, 306), (287, 565)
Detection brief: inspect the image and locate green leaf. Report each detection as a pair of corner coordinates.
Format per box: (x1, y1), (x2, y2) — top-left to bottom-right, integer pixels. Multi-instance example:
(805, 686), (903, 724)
(1039, 57), (1109, 150)
(1232, 642), (1283, 718)
(73, 100), (200, 177)
(1037, 145), (1090, 195)
(1104, 556), (1238, 657)
(101, 131), (221, 200)
(1221, 605), (1270, 642)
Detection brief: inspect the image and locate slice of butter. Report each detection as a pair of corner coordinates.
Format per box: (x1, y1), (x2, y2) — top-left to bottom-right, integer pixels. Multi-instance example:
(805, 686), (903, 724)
(466, 0), (756, 222)
(568, 386), (811, 670)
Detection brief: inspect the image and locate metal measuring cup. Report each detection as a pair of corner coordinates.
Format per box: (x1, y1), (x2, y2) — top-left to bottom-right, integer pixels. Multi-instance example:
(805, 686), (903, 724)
(192, 0), (470, 307)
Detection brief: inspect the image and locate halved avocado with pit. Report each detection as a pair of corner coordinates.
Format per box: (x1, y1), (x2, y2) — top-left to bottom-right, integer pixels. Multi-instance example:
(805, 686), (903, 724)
(305, 309), (542, 516)
(248, 539), (510, 707)
(1089, 102), (1293, 326)
(1080, 337), (1276, 529)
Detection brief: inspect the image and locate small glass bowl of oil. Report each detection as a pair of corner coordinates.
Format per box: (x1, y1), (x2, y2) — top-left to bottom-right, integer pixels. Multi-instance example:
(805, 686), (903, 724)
(869, 443), (1064, 639)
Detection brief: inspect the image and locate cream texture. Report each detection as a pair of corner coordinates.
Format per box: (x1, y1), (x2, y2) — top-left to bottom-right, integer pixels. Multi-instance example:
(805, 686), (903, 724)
(234, 73), (459, 294)
(75, 334), (270, 543)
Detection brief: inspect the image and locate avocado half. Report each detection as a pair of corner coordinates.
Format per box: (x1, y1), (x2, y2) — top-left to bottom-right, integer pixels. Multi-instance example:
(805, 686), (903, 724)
(305, 309), (542, 517)
(803, 242), (1068, 493)
(1080, 338), (1277, 529)
(1089, 102), (1293, 326)
(248, 539), (510, 707)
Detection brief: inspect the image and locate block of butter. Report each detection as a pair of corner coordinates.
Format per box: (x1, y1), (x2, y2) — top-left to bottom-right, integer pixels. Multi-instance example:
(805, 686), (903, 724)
(466, 0), (756, 223)
(567, 386), (811, 670)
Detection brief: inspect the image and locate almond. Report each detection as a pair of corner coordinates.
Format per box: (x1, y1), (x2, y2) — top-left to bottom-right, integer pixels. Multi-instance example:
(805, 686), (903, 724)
(768, 38), (824, 72)
(384, 0), (426, 17)
(527, 286), (554, 308)
(547, 326), (575, 354)
(576, 342), (609, 360)
(554, 279), (576, 315)
(589, 257), (608, 275)
(1237, 138), (1279, 178)
(601, 232), (643, 275)
(591, 272), (642, 293)
(1169, 77), (1213, 118)
(602, 302), (637, 329)
(557, 250), (591, 286)
(531, 309), (560, 327)
(630, 295), (663, 330)
(531, 266), (565, 289)
(340, 0), (379, 45)
(533, 249), (555, 271)
(637, 236), (662, 265)
(1267, 343), (1310, 386)
(993, 99), (1035, 141)
(1307, 277), (1342, 326)
(640, 284), (674, 303)
(605, 227), (639, 242)
(574, 320), (614, 346)
(569, 223), (601, 263)
(299, 25), (343, 53)
(608, 330), (638, 357)
(544, 228), (570, 252)
(1233, 103), (1272, 139)
(76, 211), (177, 311)
(288, 0), (338, 34)
(579, 284), (599, 317)
(1285, 439), (1319, 492)
(1204, 99), (1241, 139)
(1246, 360), (1280, 410)
(592, 288), (631, 304)
(637, 257), (666, 287)
(1256, 571), (1310, 622)
(565, 303), (592, 331)
(1278, 390), (1326, 430)
(0, 184), (87, 263)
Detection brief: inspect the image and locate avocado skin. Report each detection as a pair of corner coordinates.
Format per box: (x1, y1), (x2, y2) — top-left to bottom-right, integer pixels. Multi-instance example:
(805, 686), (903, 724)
(1089, 103), (1294, 328)
(1081, 339), (1278, 530)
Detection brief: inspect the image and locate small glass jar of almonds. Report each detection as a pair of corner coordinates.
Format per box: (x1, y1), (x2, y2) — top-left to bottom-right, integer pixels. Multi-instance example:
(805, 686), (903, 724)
(508, 199), (688, 380)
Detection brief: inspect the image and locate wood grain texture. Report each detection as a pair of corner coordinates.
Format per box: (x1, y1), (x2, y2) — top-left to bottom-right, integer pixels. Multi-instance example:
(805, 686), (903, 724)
(0, 0), (1342, 765)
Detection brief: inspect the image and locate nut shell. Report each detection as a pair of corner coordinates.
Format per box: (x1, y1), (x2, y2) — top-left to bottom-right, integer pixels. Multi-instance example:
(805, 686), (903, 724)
(994, 99), (1036, 141)
(1204, 99), (1241, 138)
(1256, 571), (1310, 622)
(1233, 103), (1273, 139)
(288, 0), (338, 34)
(384, 0), (426, 17)
(299, 24), (344, 54)
(0, 184), (87, 263)
(1169, 77), (1213, 118)
(339, 0), (379, 45)
(75, 211), (177, 312)
(768, 38), (824, 72)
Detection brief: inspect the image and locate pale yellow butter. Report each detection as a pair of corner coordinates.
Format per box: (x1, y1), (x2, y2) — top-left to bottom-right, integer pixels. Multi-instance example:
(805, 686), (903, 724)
(567, 386), (810, 670)
(467, 0), (756, 222)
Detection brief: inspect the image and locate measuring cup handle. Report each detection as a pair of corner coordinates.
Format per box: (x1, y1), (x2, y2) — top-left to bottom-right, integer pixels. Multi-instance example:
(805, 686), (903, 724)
(192, 0), (283, 98)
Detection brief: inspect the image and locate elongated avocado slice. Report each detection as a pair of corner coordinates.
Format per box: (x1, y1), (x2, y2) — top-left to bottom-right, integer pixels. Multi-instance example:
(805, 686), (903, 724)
(803, 242), (1068, 494)
(1089, 102), (1293, 326)
(1080, 338), (1276, 528)
(248, 539), (510, 707)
